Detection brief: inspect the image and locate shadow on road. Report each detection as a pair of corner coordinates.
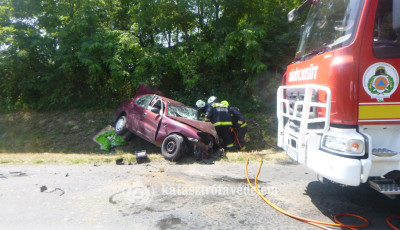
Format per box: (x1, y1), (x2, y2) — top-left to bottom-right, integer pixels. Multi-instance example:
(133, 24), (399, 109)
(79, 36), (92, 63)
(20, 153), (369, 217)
(305, 181), (400, 229)
(177, 152), (223, 165)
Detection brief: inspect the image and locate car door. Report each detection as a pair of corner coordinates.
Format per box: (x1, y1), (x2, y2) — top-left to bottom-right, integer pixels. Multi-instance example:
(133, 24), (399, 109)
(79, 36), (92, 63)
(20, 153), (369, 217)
(138, 96), (164, 143)
(129, 95), (153, 133)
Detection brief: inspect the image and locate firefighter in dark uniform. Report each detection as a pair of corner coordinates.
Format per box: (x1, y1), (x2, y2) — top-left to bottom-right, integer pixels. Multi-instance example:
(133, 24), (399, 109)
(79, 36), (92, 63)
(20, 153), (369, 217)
(205, 96), (234, 152)
(221, 100), (247, 151)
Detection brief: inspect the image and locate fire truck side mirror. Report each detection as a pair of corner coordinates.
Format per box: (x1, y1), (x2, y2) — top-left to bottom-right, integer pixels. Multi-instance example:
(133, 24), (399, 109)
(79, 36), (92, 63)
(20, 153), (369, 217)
(394, 0), (400, 34)
(288, 0), (314, 23)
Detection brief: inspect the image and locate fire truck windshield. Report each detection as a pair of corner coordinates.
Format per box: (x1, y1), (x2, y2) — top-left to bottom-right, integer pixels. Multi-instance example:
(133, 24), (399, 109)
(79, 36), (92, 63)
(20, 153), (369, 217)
(295, 0), (364, 60)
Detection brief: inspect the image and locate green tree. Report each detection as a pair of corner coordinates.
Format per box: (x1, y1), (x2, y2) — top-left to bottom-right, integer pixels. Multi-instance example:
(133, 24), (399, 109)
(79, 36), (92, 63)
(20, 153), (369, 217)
(0, 0), (305, 111)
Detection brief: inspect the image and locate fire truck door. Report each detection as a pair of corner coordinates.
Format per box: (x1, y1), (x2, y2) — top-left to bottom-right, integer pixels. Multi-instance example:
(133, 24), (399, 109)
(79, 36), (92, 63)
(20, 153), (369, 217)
(358, 0), (400, 122)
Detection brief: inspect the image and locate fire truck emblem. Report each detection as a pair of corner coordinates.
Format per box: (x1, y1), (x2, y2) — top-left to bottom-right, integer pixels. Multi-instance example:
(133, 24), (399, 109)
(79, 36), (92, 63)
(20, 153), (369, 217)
(363, 63), (399, 102)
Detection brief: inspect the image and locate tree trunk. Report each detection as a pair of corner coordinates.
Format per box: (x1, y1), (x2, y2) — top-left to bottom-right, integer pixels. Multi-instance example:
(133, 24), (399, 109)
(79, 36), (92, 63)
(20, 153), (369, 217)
(212, 0), (219, 21)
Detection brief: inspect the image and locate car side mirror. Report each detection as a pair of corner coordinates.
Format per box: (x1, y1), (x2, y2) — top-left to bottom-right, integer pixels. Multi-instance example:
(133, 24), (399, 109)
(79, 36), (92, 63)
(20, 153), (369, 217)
(300, 24), (305, 33)
(288, 8), (299, 23)
(151, 107), (160, 114)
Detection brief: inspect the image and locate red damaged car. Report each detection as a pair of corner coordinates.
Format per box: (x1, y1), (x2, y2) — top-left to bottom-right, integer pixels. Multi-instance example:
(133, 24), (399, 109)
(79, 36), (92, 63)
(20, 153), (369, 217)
(115, 84), (220, 161)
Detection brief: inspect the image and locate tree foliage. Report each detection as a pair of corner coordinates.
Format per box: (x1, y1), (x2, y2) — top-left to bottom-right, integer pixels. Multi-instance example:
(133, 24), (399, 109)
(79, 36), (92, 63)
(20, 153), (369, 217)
(0, 0), (304, 111)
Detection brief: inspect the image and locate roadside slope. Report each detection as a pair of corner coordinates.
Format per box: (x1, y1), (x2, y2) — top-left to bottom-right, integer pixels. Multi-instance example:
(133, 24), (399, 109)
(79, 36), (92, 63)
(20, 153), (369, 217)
(0, 110), (284, 163)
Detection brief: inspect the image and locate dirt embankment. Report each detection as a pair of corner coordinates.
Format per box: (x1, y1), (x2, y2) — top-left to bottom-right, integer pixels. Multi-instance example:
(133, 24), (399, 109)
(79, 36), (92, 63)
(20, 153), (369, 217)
(0, 110), (160, 154)
(0, 110), (278, 156)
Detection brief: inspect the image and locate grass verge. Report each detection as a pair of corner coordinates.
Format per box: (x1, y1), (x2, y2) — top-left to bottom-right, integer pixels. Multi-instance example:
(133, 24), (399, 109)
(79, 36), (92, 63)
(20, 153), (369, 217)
(0, 153), (158, 165)
(0, 109), (285, 164)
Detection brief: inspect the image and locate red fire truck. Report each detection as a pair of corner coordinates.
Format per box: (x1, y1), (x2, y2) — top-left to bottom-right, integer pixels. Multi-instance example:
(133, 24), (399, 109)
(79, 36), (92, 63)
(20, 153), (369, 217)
(277, 0), (400, 197)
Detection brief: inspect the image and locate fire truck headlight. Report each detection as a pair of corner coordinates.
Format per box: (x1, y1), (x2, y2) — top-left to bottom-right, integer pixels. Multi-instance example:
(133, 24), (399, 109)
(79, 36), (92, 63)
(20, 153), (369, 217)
(322, 136), (364, 155)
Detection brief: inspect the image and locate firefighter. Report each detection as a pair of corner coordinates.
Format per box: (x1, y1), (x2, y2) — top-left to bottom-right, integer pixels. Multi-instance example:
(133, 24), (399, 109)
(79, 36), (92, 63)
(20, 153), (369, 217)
(205, 96), (234, 153)
(196, 99), (207, 120)
(221, 100), (247, 151)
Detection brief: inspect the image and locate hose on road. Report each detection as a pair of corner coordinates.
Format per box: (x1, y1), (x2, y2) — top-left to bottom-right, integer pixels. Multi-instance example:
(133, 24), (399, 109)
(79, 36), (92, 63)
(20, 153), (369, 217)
(245, 155), (371, 230)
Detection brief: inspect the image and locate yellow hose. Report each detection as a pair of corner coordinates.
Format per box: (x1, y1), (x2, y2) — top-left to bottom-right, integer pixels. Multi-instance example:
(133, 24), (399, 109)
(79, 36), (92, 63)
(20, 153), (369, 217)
(245, 155), (370, 230)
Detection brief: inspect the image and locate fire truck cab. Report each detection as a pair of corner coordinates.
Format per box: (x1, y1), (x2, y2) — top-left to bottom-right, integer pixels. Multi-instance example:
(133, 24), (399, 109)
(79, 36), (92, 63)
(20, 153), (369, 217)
(277, 0), (400, 197)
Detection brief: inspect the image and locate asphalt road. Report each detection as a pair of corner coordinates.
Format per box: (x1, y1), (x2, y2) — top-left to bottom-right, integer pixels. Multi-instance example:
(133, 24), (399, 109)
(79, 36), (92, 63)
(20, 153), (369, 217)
(1, 158), (400, 230)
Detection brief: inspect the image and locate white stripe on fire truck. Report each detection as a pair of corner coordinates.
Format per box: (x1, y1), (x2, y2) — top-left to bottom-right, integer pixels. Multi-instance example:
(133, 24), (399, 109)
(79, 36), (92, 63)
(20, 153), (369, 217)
(358, 119), (400, 122)
(359, 102), (400, 105)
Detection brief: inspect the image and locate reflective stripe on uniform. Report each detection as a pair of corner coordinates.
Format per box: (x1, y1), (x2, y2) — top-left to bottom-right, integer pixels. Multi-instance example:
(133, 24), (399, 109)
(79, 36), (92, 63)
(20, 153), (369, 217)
(226, 144), (234, 148)
(213, 121), (233, 126)
(240, 122), (247, 128)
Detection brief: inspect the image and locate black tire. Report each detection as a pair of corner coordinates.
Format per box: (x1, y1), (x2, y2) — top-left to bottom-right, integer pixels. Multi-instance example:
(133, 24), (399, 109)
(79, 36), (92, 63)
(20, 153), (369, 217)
(161, 134), (184, 162)
(115, 116), (128, 135)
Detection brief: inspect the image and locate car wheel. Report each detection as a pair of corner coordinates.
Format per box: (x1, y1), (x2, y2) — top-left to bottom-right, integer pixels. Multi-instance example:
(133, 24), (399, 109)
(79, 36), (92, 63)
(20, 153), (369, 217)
(161, 134), (184, 162)
(115, 116), (128, 135)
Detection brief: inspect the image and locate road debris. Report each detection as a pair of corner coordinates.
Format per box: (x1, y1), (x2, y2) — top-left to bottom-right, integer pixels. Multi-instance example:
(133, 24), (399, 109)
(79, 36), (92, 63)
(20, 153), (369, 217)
(9, 172), (27, 176)
(116, 158), (135, 165)
(40, 185), (47, 192)
(40, 185), (65, 196)
(116, 158), (124, 165)
(135, 150), (148, 164)
(94, 129), (127, 152)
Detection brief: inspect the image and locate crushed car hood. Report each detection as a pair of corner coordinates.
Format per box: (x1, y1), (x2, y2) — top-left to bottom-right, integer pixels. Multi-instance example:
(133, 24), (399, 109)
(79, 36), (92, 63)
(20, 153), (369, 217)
(169, 116), (217, 138)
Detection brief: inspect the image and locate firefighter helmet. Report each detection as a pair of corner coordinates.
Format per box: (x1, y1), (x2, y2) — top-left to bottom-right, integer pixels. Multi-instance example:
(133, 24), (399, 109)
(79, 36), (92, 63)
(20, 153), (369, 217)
(221, 100), (229, 107)
(196, 99), (205, 108)
(208, 96), (217, 104)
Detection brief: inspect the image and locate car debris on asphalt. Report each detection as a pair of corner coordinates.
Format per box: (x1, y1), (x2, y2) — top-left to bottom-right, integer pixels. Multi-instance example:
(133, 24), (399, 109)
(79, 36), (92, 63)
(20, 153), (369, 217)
(9, 172), (27, 177)
(40, 185), (65, 196)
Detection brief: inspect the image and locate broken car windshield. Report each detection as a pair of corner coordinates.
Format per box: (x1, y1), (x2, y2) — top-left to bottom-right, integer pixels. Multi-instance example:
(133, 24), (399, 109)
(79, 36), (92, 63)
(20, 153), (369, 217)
(167, 103), (199, 120)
